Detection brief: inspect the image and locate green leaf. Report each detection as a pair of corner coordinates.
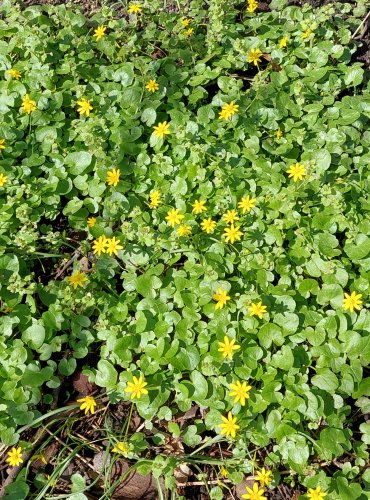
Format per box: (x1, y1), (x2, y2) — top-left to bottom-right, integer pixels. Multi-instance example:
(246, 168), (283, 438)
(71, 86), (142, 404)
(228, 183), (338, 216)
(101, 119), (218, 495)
(344, 235), (370, 260)
(95, 360), (118, 388)
(190, 370), (209, 402)
(258, 323), (284, 348)
(141, 108), (157, 126)
(65, 151), (93, 175)
(311, 369), (339, 392)
(22, 321), (45, 349)
(113, 63), (135, 86)
(343, 66), (364, 86)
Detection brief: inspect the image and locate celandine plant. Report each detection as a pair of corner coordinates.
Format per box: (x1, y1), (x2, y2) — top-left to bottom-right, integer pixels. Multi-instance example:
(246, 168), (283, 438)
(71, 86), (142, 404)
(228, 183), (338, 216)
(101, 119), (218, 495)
(0, 0), (369, 498)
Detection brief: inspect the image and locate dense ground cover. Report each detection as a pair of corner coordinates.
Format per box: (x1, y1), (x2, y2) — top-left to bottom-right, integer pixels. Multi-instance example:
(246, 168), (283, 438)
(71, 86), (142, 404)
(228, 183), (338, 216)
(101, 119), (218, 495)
(0, 0), (369, 498)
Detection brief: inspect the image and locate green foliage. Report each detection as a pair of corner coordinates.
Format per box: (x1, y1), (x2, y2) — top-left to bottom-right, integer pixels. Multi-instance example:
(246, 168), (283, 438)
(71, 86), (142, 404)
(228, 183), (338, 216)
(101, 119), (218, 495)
(0, 0), (369, 497)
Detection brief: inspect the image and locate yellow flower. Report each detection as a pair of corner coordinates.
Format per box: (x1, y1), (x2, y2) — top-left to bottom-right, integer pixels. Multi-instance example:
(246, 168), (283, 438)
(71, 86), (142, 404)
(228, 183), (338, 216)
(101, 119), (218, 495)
(184, 28), (194, 37)
(6, 447), (23, 467)
(213, 288), (231, 310)
(223, 209), (239, 224)
(302, 27), (313, 39)
(247, 0), (258, 13)
(21, 94), (37, 114)
(218, 412), (240, 438)
(238, 195), (256, 214)
(218, 336), (240, 360)
(0, 173), (8, 187)
(87, 217), (97, 227)
(256, 468), (272, 487)
(145, 79), (159, 92)
(229, 380), (252, 406)
(279, 36), (289, 48)
(249, 301), (267, 319)
(177, 224), (192, 236)
(181, 18), (191, 26)
(343, 291), (362, 313)
(92, 235), (108, 256)
(220, 466), (228, 477)
(68, 271), (88, 289)
(7, 68), (21, 79)
(77, 395), (97, 415)
(242, 482), (266, 500)
(128, 3), (142, 14)
(32, 453), (47, 464)
(192, 199), (207, 214)
(276, 127), (283, 139)
(219, 102), (239, 120)
(105, 236), (123, 256)
(93, 26), (106, 41)
(77, 98), (93, 116)
(153, 121), (170, 139)
(149, 190), (161, 208)
(247, 48), (263, 66)
(224, 225), (243, 244)
(125, 375), (148, 399)
(201, 217), (216, 234)
(0, 139), (5, 151)
(112, 441), (129, 454)
(165, 208), (184, 227)
(287, 162), (306, 182)
(106, 168), (121, 187)
(307, 486), (327, 500)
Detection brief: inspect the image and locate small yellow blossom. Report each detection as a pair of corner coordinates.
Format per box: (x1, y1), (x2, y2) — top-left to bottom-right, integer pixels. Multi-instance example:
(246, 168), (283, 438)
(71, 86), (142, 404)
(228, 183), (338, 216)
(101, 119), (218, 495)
(0, 173), (8, 187)
(302, 28), (313, 39)
(223, 209), (239, 225)
(21, 94), (37, 114)
(242, 482), (266, 500)
(229, 380), (252, 406)
(192, 199), (207, 214)
(249, 301), (267, 319)
(307, 486), (327, 500)
(106, 168), (121, 187)
(128, 3), (142, 14)
(213, 288), (231, 310)
(68, 271), (88, 289)
(218, 336), (240, 360)
(32, 453), (47, 465)
(276, 128), (283, 139)
(219, 102), (239, 121)
(247, 48), (263, 66)
(105, 237), (123, 256)
(77, 98), (93, 116)
(0, 139), (6, 151)
(77, 395), (97, 415)
(201, 217), (216, 234)
(112, 442), (129, 454)
(165, 208), (184, 227)
(7, 68), (21, 79)
(279, 36), (289, 48)
(87, 217), (97, 227)
(93, 26), (107, 41)
(218, 412), (240, 438)
(238, 195), (256, 214)
(256, 468), (272, 487)
(153, 121), (170, 139)
(181, 18), (191, 27)
(247, 0), (258, 13)
(184, 28), (194, 37)
(125, 375), (148, 399)
(6, 447), (23, 467)
(149, 190), (161, 208)
(224, 225), (243, 244)
(177, 224), (192, 236)
(287, 162), (306, 182)
(145, 79), (159, 92)
(220, 466), (228, 477)
(343, 291), (362, 313)
(92, 235), (108, 256)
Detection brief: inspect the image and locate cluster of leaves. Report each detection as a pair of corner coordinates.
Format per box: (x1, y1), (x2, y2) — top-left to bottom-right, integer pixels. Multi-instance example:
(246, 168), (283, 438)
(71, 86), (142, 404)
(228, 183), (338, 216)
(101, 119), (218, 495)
(0, 0), (370, 497)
